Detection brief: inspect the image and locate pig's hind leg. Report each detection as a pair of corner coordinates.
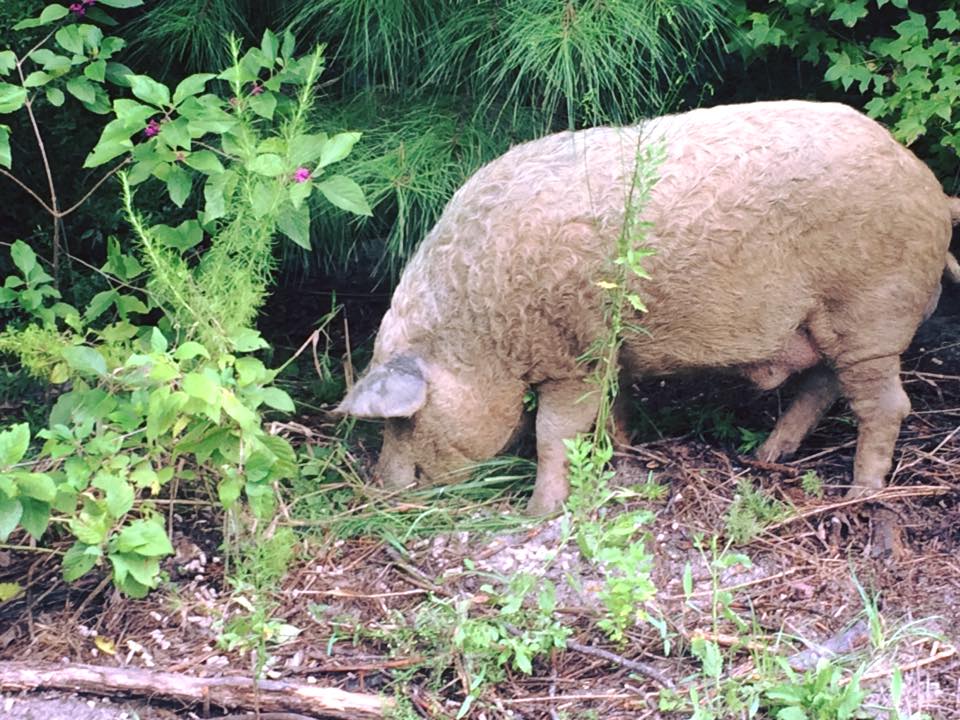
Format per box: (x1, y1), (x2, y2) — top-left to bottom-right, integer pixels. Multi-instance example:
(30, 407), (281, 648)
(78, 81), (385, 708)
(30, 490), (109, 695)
(527, 378), (600, 515)
(835, 355), (911, 497)
(757, 365), (840, 462)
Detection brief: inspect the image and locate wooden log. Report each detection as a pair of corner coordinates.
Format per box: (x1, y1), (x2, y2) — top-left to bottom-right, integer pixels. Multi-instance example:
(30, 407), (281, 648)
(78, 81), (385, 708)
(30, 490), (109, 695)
(0, 661), (393, 719)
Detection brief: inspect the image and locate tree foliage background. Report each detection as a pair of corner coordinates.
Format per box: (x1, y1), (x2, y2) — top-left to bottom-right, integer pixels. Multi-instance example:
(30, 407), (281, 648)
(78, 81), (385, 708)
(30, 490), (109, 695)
(2, 0), (957, 290)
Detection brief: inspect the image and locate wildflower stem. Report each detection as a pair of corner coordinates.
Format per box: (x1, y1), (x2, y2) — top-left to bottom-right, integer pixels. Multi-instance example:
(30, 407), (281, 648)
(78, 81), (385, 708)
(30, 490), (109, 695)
(15, 69), (61, 283)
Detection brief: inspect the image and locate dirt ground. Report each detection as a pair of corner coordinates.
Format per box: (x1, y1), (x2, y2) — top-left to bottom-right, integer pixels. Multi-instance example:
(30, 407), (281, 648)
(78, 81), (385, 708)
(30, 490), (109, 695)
(1, 310), (960, 718)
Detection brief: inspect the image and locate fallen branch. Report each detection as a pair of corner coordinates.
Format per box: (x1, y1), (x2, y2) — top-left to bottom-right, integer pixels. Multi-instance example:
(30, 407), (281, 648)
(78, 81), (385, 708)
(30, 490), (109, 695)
(0, 662), (393, 719)
(565, 640), (674, 689)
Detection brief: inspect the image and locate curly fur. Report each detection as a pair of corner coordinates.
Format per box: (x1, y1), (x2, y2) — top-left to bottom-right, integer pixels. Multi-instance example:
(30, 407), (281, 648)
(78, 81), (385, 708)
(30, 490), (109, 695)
(340, 100), (958, 513)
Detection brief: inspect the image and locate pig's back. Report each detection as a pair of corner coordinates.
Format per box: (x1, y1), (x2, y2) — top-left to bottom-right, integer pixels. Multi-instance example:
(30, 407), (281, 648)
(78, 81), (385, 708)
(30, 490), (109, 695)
(378, 101), (953, 380)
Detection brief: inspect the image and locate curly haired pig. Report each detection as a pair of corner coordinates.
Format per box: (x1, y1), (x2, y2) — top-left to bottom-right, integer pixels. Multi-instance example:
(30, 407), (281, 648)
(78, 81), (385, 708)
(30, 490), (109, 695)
(338, 100), (960, 514)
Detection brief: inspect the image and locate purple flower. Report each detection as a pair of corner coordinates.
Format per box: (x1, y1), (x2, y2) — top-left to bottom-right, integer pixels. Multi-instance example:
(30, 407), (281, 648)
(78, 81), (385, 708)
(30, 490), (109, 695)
(69, 2), (86, 15)
(250, 82), (264, 96)
(144, 119), (161, 138)
(82, 0), (96, 5)
(293, 167), (311, 183)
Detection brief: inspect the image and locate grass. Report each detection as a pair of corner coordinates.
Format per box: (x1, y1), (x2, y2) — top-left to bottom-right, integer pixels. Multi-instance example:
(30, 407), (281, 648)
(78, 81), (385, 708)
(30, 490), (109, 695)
(290, 445), (539, 541)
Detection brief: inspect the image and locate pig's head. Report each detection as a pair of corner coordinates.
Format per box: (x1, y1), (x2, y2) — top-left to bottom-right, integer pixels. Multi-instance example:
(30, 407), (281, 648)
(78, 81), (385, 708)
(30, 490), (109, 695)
(336, 353), (525, 489)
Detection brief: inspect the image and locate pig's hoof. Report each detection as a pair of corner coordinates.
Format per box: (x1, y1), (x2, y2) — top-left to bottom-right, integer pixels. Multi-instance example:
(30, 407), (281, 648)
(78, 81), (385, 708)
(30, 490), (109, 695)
(755, 437), (795, 463)
(844, 482), (883, 500)
(525, 494), (564, 516)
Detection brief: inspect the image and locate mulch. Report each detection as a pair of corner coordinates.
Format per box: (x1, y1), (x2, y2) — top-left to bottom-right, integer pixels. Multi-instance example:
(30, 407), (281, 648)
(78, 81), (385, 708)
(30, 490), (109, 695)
(2, 314), (960, 718)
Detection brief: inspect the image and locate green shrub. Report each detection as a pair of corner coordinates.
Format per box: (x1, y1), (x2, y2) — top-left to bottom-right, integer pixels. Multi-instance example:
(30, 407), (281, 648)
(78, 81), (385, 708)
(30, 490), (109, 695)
(732, 1), (960, 191)
(0, 2), (369, 596)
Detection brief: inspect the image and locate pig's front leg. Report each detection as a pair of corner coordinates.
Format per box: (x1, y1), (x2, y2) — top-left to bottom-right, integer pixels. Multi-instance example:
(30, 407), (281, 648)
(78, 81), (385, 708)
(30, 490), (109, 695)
(527, 378), (600, 515)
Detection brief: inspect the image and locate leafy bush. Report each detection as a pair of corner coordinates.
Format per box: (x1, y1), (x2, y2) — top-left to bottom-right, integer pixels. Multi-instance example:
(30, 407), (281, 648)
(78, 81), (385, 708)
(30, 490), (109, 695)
(732, 1), (960, 190)
(0, 2), (368, 596)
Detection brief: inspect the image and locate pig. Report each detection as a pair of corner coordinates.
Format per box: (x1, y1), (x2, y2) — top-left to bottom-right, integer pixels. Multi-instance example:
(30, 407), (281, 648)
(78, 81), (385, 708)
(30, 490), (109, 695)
(338, 100), (960, 515)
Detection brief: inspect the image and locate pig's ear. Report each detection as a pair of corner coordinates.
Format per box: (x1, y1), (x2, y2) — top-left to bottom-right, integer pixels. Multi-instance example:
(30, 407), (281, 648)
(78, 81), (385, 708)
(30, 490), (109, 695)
(336, 354), (427, 418)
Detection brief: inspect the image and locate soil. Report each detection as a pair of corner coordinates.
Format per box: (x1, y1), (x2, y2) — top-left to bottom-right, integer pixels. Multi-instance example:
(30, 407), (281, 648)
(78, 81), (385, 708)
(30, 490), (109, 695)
(2, 304), (960, 719)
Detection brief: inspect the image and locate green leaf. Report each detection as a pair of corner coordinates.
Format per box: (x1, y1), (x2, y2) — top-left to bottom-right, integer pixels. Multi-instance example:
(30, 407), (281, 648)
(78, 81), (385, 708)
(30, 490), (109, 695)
(165, 164), (192, 207)
(249, 153), (285, 176)
(774, 708), (807, 720)
(152, 220), (203, 251)
(69, 509), (111, 545)
(0, 582), (22, 601)
(66, 76), (97, 104)
(172, 72), (215, 106)
(30, 50), (71, 74)
(173, 341), (210, 361)
(105, 61), (134, 86)
(0, 423), (30, 468)
(289, 132), (327, 166)
(249, 180), (280, 219)
(85, 289), (118, 323)
(93, 472), (134, 518)
(235, 357), (267, 385)
(158, 116), (190, 150)
(97, 0), (144, 7)
(127, 74), (170, 107)
(45, 86), (65, 106)
(14, 4), (69, 30)
(691, 637), (723, 678)
(277, 201), (311, 249)
(183, 149), (223, 174)
(202, 170), (233, 223)
(114, 97), (155, 126)
(115, 517), (173, 556)
(146, 388), (187, 441)
(281, 29), (296, 60)
(0, 51), (15, 76)
(23, 71), (51, 87)
(19, 497), (49, 539)
(248, 92), (276, 120)
(260, 387), (295, 413)
(288, 180), (311, 209)
(0, 494), (22, 541)
(62, 541), (101, 581)
(316, 175), (372, 216)
(230, 329), (269, 352)
(84, 59), (107, 82)
(84, 137), (132, 167)
(828, 0), (868, 28)
(319, 131), (361, 168)
(0, 126), (10, 169)
(262, 434), (297, 481)
(79, 23), (104, 51)
(55, 25), (84, 54)
(16, 472), (56, 502)
(218, 472), (242, 507)
(221, 389), (257, 430)
(0, 82), (27, 113)
(110, 558), (152, 597)
(935, 9), (960, 33)
(150, 327), (168, 353)
(11, 239), (39, 275)
(62, 346), (107, 377)
(261, 29), (279, 63)
(182, 372), (219, 404)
